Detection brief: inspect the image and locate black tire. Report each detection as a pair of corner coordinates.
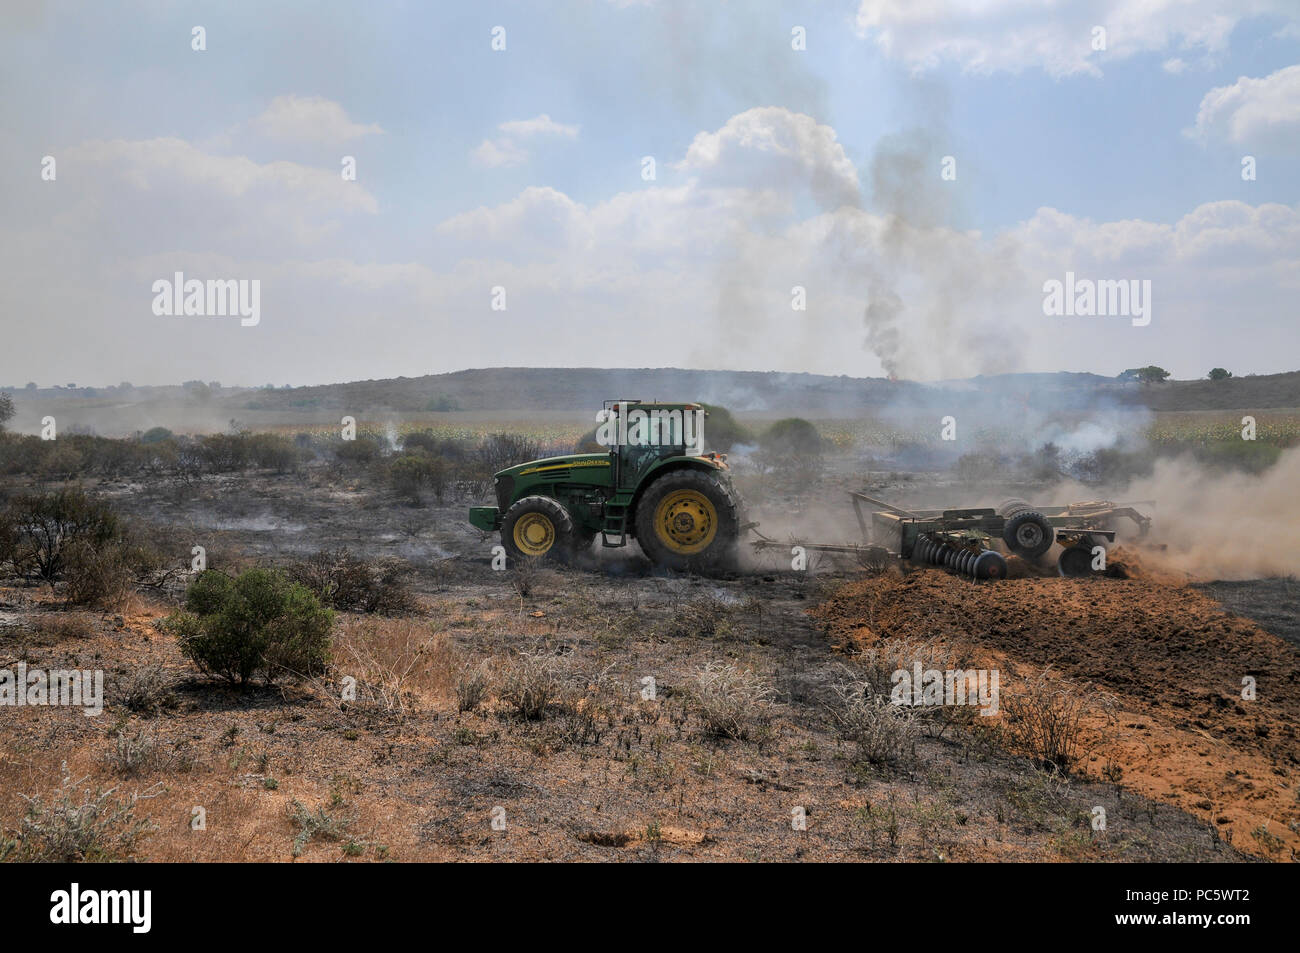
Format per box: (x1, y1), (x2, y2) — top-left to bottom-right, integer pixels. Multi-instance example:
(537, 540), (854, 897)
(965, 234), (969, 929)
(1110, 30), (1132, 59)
(997, 498), (1033, 519)
(1003, 510), (1054, 559)
(501, 496), (578, 564)
(634, 468), (740, 571)
(1057, 545), (1096, 578)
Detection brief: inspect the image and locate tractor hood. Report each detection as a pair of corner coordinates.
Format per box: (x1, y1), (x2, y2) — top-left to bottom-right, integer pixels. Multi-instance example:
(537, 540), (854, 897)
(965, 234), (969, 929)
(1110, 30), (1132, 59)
(495, 453), (611, 480)
(495, 451), (727, 481)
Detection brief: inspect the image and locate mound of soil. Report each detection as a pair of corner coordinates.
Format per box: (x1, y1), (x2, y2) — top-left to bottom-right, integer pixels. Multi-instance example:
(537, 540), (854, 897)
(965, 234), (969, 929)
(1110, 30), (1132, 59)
(813, 570), (1300, 859)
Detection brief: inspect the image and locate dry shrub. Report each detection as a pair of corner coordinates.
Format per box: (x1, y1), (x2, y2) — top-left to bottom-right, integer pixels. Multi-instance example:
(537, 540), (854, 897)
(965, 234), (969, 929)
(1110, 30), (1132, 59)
(30, 611), (97, 642)
(333, 617), (453, 716)
(290, 549), (416, 615)
(2, 769), (157, 862)
(107, 729), (163, 778)
(850, 638), (979, 739)
(287, 800), (354, 858)
(63, 538), (133, 609)
(508, 557), (549, 598)
(661, 594), (736, 639)
(455, 658), (491, 712)
(826, 677), (918, 767)
(497, 650), (565, 720)
(1001, 668), (1110, 772)
(691, 661), (773, 739)
(115, 663), (177, 715)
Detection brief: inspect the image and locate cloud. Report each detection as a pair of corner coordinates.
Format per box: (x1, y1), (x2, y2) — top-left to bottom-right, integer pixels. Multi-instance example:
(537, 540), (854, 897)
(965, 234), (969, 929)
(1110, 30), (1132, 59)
(472, 138), (529, 168)
(1188, 64), (1300, 154)
(4, 108), (1297, 388)
(67, 138), (377, 212)
(854, 0), (1297, 77)
(497, 114), (579, 139)
(678, 107), (860, 210)
(472, 113), (579, 168)
(252, 94), (383, 144)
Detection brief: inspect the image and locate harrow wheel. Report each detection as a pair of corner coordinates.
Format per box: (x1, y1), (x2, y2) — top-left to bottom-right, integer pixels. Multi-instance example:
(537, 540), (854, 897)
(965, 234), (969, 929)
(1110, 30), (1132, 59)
(1057, 545), (1097, 578)
(1003, 511), (1055, 559)
(997, 498), (1033, 519)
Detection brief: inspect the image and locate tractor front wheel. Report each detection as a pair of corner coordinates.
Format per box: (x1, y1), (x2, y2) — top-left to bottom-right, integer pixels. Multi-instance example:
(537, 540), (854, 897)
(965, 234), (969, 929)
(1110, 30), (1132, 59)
(501, 496), (578, 564)
(634, 469), (740, 572)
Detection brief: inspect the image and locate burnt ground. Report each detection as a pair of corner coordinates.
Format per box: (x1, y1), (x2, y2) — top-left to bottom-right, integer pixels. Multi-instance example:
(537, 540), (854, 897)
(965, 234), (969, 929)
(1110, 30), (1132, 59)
(1195, 579), (1300, 651)
(0, 463), (1293, 862)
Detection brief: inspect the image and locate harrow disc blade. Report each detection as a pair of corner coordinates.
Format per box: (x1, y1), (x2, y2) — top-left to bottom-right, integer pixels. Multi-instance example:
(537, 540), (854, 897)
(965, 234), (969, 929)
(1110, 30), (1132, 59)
(973, 550), (1008, 580)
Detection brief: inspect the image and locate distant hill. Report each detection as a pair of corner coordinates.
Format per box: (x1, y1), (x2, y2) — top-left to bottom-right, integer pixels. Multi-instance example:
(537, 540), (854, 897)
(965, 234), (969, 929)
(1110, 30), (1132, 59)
(232, 367), (1300, 414)
(5, 368), (1299, 435)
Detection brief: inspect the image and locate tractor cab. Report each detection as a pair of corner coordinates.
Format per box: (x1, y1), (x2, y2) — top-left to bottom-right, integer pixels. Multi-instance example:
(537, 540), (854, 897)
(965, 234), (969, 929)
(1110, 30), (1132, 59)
(595, 400), (717, 490)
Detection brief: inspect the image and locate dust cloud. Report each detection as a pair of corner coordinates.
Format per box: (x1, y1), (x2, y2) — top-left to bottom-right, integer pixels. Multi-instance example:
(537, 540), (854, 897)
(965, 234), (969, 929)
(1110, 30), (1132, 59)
(1122, 446), (1300, 580)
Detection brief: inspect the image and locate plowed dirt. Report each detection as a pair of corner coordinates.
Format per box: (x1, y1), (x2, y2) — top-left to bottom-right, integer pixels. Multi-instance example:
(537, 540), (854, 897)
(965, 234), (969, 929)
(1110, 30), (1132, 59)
(812, 569), (1300, 860)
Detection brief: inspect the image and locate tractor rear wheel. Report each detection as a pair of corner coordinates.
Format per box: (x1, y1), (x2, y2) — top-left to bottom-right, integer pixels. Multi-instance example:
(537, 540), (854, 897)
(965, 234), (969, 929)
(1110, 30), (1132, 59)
(501, 496), (579, 564)
(634, 469), (740, 571)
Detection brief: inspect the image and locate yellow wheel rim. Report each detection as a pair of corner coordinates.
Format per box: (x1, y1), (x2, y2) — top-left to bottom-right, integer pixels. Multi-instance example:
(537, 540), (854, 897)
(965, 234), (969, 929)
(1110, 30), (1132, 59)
(654, 489), (718, 554)
(512, 512), (555, 556)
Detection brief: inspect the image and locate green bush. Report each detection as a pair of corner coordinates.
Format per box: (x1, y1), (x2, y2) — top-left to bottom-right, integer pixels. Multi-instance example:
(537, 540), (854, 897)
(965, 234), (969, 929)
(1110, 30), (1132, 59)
(389, 453), (448, 503)
(333, 436), (384, 466)
(170, 568), (333, 687)
(697, 404), (751, 453)
(760, 418), (825, 459)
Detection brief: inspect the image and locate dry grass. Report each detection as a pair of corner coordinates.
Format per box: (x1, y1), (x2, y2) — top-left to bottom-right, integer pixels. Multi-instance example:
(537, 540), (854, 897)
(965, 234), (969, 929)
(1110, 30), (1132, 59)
(496, 650), (566, 720)
(690, 661), (773, 740)
(826, 677), (918, 767)
(2, 769), (158, 862)
(332, 616), (455, 717)
(1000, 669), (1112, 771)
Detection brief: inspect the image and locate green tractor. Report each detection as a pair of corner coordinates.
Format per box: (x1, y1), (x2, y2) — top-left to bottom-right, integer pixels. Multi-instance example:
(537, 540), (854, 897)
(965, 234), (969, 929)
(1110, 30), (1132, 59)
(468, 400), (742, 571)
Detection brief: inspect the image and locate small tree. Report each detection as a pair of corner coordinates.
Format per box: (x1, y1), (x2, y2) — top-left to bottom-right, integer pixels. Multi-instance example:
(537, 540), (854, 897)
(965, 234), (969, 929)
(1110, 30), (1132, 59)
(0, 392), (14, 431)
(1135, 366), (1171, 385)
(1208, 367), (1233, 381)
(1, 488), (121, 583)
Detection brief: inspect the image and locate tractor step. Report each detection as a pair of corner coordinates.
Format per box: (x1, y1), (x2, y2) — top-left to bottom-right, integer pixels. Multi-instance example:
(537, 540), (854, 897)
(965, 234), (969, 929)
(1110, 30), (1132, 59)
(601, 503), (629, 547)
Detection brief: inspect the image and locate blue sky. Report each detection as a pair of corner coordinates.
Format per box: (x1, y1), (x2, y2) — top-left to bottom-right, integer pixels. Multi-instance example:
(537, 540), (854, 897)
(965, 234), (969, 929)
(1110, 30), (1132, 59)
(2, 0), (1298, 386)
